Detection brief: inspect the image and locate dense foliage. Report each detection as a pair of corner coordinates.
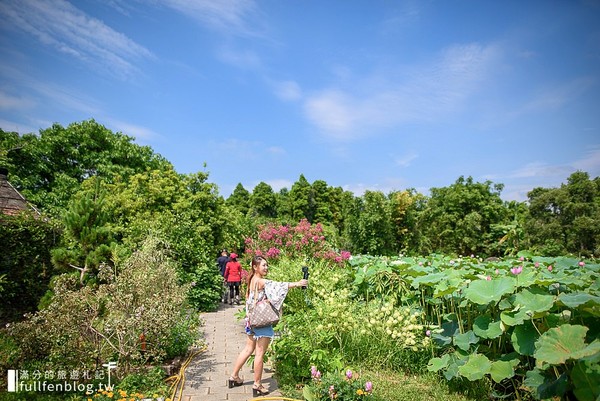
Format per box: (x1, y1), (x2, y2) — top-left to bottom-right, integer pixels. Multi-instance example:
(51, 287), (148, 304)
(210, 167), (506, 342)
(1, 119), (599, 400)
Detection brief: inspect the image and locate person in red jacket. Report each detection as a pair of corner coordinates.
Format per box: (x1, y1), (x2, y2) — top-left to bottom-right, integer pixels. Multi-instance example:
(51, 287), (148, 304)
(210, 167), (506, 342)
(224, 253), (242, 305)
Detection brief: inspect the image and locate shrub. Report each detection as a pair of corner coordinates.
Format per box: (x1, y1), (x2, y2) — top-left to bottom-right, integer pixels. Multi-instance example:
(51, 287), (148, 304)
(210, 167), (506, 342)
(3, 236), (192, 375)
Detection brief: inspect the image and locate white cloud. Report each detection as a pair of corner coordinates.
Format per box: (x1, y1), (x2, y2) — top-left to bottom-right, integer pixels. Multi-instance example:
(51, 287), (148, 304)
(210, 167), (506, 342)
(160, 0), (260, 37)
(515, 77), (596, 116)
(303, 42), (501, 141)
(572, 146), (600, 174)
(105, 119), (161, 142)
(266, 146), (286, 155)
(394, 151), (419, 167)
(0, 0), (153, 79)
(216, 46), (263, 69)
(0, 91), (35, 110)
(0, 118), (38, 134)
(272, 80), (302, 101)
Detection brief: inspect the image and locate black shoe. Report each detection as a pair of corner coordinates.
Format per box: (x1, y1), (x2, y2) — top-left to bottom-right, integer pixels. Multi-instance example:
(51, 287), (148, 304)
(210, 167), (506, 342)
(227, 377), (243, 388)
(252, 385), (269, 397)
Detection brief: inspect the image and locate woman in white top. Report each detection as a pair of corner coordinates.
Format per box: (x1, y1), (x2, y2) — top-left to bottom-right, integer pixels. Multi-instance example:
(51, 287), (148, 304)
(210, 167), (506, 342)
(227, 256), (308, 397)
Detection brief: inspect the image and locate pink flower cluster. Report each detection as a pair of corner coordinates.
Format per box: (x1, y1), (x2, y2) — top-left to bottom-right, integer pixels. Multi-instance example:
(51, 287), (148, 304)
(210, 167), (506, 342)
(245, 219), (351, 266)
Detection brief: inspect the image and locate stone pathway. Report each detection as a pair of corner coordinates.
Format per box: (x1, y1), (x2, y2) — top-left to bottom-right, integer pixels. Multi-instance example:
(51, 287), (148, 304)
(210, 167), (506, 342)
(180, 303), (283, 401)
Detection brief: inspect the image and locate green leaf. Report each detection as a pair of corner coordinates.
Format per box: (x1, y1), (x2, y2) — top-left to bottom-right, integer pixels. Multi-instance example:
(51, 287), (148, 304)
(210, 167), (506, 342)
(571, 360), (600, 401)
(473, 315), (504, 339)
(523, 368), (545, 392)
(534, 324), (590, 365)
(489, 358), (519, 383)
(458, 353), (492, 381)
(303, 384), (315, 401)
(464, 277), (515, 305)
(427, 354), (450, 372)
(453, 330), (479, 351)
(514, 288), (555, 313)
(558, 292), (600, 308)
(511, 321), (539, 356)
(500, 309), (528, 326)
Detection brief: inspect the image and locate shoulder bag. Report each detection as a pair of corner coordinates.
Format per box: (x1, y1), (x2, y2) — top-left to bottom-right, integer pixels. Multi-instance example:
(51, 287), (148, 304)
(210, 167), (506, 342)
(247, 281), (280, 329)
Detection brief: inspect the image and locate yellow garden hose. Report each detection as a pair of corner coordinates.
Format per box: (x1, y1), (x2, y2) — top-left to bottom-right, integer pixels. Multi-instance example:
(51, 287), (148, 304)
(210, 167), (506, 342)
(166, 346), (207, 401)
(166, 346), (303, 401)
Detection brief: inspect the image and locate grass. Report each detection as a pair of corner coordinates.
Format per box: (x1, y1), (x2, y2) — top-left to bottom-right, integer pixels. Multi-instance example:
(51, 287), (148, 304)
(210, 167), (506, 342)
(281, 369), (490, 401)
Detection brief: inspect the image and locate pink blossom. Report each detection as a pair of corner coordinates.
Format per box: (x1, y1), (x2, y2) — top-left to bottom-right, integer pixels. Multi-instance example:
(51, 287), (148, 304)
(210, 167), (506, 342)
(486, 275), (491, 281)
(495, 269), (499, 275)
(534, 262), (539, 268)
(425, 330), (431, 337)
(548, 265), (553, 272)
(365, 382), (373, 393)
(346, 369), (353, 379)
(579, 261), (585, 267)
(519, 256), (525, 261)
(510, 265), (523, 275)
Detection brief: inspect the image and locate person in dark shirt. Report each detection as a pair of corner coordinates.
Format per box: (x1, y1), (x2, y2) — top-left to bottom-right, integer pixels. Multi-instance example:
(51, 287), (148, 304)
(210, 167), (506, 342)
(216, 249), (230, 303)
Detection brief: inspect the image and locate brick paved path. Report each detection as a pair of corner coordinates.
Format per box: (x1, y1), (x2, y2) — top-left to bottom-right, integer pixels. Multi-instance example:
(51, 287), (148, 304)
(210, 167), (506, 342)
(181, 303), (283, 401)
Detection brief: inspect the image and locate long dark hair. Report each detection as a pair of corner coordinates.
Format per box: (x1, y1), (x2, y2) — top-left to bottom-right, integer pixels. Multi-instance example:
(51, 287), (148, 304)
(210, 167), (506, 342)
(246, 256), (265, 297)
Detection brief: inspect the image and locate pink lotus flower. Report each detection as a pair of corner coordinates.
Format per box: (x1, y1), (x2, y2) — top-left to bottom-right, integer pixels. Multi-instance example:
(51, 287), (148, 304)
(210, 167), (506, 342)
(425, 330), (431, 337)
(534, 262), (539, 268)
(486, 275), (491, 281)
(510, 266), (523, 275)
(579, 261), (585, 267)
(519, 256), (525, 261)
(548, 265), (553, 272)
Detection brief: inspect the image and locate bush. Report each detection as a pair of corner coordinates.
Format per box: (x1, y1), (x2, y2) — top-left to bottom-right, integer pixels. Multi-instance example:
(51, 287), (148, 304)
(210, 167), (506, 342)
(3, 236), (192, 374)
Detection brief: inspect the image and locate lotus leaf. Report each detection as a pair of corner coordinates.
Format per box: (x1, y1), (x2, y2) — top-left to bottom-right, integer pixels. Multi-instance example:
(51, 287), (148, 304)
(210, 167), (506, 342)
(511, 321), (539, 356)
(473, 315), (503, 339)
(427, 353), (450, 372)
(489, 358), (519, 383)
(534, 324), (593, 365)
(558, 292), (600, 308)
(513, 288), (555, 313)
(411, 272), (449, 289)
(500, 309), (528, 326)
(453, 330), (479, 351)
(458, 353), (492, 381)
(571, 360), (600, 401)
(464, 277), (516, 305)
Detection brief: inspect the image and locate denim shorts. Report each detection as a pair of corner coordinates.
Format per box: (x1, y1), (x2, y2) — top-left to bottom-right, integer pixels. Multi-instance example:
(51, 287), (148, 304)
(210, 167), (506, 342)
(245, 323), (274, 340)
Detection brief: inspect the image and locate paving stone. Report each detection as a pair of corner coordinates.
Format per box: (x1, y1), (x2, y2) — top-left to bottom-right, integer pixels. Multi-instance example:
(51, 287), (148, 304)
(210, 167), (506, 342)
(180, 303), (285, 400)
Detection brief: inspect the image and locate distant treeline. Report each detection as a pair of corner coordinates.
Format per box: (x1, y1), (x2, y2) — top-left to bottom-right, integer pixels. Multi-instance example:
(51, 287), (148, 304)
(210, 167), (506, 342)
(1, 119), (598, 321)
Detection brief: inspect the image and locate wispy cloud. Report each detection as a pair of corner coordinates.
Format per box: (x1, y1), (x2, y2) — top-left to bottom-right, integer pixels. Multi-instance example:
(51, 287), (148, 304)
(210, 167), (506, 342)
(105, 119), (161, 142)
(514, 77), (596, 116)
(271, 80), (302, 101)
(0, 0), (153, 79)
(216, 46), (263, 69)
(0, 91), (35, 110)
(159, 0), (261, 37)
(304, 42), (501, 141)
(394, 151), (419, 167)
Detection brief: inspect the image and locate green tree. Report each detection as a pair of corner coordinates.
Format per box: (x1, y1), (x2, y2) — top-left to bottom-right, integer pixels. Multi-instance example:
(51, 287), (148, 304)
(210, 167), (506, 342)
(0, 213), (59, 323)
(290, 174), (312, 222)
(311, 180), (333, 223)
(2, 120), (170, 215)
(249, 182), (277, 218)
(526, 171), (599, 256)
(226, 183), (251, 216)
(346, 190), (395, 255)
(51, 180), (114, 284)
(416, 176), (507, 256)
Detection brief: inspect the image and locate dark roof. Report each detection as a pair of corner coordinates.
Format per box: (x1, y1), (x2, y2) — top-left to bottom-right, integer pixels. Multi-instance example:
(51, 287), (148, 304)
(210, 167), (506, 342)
(0, 169), (39, 216)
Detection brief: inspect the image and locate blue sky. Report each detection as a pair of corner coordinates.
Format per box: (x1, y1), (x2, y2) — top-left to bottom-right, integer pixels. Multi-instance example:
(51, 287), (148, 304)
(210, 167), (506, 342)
(1, 0), (599, 201)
